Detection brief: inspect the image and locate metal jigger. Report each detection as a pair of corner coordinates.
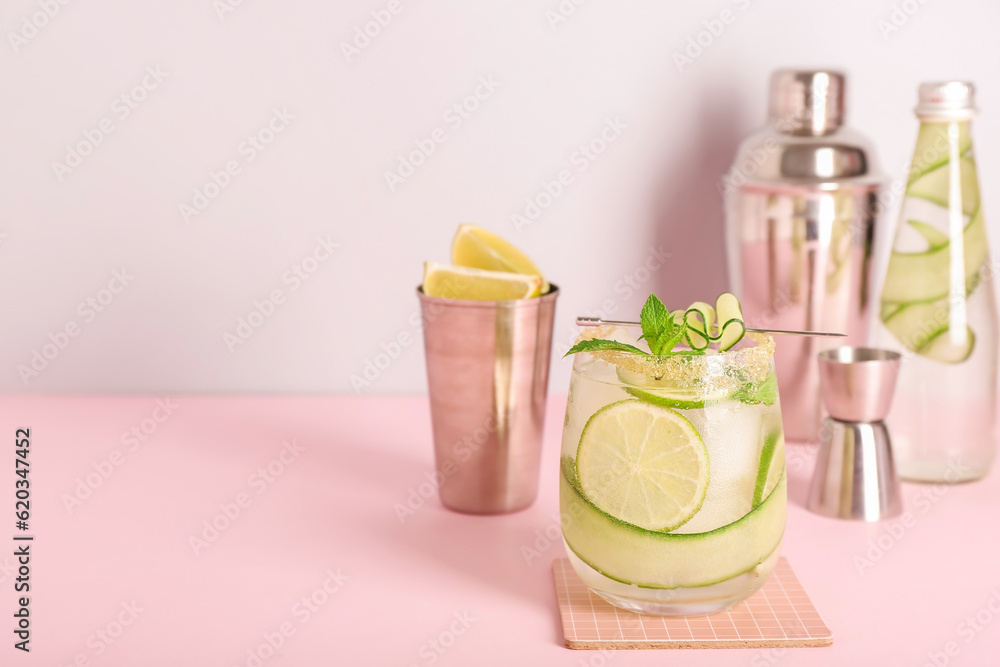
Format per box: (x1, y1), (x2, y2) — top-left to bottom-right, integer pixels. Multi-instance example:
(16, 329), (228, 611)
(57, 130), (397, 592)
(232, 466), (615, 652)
(807, 347), (903, 521)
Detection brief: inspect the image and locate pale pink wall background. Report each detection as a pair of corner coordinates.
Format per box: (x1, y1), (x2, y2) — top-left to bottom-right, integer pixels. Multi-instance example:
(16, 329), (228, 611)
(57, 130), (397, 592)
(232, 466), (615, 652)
(1, 0), (997, 393)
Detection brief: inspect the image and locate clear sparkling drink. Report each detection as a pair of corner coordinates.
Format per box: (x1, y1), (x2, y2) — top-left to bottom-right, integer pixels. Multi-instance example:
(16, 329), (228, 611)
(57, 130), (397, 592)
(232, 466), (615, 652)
(559, 328), (786, 616)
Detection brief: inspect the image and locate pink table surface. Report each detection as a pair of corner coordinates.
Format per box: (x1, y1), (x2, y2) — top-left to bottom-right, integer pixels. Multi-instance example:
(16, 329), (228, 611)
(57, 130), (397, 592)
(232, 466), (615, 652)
(5, 395), (1000, 666)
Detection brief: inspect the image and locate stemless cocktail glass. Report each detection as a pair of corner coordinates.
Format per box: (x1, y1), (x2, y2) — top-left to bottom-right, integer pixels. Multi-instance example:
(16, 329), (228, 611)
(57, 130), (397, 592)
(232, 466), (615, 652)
(559, 327), (786, 616)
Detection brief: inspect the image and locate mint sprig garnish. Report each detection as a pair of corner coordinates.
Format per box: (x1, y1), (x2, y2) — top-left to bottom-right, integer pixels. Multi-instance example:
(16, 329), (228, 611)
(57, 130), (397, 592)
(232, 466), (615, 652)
(562, 339), (649, 357)
(639, 293), (670, 344)
(639, 294), (687, 355)
(565, 294), (691, 358)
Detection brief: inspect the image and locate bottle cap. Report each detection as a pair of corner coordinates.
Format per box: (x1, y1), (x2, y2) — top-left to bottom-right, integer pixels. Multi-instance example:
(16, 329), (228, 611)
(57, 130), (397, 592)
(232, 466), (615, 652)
(915, 81), (976, 120)
(768, 70), (845, 136)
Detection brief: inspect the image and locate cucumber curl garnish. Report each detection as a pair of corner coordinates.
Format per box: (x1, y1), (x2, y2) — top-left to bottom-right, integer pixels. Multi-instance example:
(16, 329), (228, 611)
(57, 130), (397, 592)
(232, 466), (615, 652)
(566, 293), (746, 358)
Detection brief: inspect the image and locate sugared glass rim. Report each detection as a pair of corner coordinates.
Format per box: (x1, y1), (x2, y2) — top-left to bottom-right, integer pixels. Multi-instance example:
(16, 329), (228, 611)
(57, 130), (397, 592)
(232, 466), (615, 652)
(572, 327), (775, 390)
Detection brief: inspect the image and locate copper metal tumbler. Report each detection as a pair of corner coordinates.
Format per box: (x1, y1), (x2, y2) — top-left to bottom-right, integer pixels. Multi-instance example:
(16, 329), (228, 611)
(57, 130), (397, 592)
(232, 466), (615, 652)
(417, 286), (559, 514)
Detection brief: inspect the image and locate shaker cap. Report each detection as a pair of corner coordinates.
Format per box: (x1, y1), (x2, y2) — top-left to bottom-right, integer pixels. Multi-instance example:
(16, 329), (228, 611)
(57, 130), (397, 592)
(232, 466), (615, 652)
(768, 70), (845, 136)
(915, 81), (976, 120)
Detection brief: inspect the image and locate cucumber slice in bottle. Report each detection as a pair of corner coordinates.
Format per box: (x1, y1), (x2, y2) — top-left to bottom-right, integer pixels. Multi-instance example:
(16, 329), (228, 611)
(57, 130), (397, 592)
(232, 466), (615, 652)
(906, 219), (949, 250)
(881, 302), (904, 322)
(880, 207), (988, 304)
(908, 155), (979, 215)
(880, 122), (986, 363)
(882, 301), (975, 363)
(920, 327), (977, 364)
(908, 122), (972, 184)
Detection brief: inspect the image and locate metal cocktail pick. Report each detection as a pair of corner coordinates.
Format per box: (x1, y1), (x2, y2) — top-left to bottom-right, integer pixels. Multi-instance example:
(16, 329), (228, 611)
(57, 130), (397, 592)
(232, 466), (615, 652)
(807, 347), (903, 522)
(575, 317), (847, 339)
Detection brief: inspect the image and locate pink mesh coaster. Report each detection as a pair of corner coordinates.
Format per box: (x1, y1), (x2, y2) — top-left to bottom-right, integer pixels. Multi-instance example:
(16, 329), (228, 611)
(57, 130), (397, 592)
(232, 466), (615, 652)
(553, 557), (833, 650)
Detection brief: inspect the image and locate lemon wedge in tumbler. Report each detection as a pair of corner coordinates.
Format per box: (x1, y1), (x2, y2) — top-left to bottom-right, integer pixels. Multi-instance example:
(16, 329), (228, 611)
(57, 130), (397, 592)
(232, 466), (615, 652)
(422, 262), (543, 301)
(451, 224), (549, 293)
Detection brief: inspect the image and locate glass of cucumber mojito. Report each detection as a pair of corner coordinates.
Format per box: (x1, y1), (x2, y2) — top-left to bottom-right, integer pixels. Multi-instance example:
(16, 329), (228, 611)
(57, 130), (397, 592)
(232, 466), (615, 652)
(560, 294), (786, 616)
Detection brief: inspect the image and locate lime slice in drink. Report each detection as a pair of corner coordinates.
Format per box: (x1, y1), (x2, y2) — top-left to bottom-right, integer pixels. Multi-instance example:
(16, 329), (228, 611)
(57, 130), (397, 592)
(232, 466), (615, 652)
(617, 367), (729, 410)
(451, 224), (549, 293)
(576, 400), (709, 532)
(422, 261), (542, 300)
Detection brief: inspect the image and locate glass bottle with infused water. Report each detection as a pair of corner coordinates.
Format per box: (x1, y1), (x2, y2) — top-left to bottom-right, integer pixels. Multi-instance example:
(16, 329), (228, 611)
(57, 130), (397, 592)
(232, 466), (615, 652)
(876, 82), (998, 482)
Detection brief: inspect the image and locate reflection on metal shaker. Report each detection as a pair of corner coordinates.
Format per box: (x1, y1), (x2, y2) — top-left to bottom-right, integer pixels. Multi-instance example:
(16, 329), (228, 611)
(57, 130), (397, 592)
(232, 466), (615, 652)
(723, 70), (885, 441)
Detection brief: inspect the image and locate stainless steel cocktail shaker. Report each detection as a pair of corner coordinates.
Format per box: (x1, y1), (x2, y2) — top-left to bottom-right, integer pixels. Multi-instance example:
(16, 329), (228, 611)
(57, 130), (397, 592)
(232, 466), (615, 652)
(723, 70), (885, 442)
